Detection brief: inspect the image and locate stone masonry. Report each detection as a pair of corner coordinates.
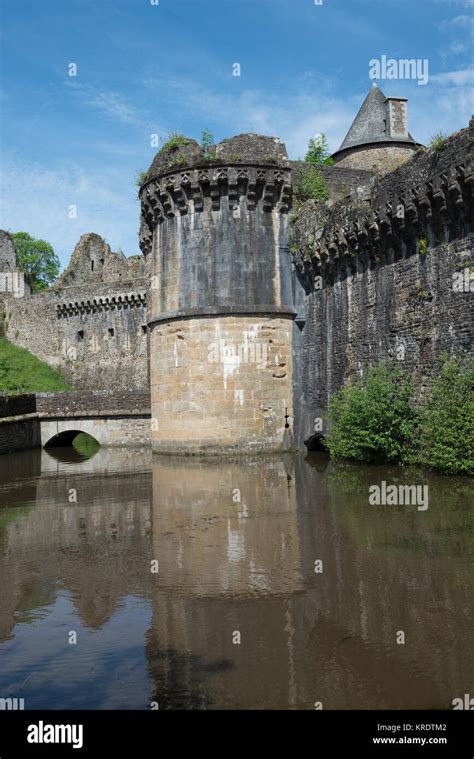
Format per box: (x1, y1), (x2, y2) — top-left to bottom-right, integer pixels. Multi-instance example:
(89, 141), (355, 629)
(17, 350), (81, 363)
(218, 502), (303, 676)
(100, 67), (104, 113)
(140, 134), (295, 453)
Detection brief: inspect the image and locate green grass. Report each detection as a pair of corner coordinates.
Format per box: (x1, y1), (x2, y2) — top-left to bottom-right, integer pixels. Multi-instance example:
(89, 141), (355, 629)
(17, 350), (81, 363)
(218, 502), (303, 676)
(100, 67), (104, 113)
(159, 133), (189, 153)
(0, 337), (71, 395)
(72, 432), (100, 456)
(429, 131), (448, 151)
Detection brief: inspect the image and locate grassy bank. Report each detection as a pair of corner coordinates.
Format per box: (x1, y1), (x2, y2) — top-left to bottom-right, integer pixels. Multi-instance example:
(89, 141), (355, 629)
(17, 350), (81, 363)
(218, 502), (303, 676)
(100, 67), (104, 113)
(0, 337), (71, 395)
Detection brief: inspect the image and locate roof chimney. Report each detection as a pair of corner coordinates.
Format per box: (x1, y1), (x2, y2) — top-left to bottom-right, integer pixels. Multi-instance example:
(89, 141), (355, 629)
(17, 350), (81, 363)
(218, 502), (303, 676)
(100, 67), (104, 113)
(385, 97), (409, 139)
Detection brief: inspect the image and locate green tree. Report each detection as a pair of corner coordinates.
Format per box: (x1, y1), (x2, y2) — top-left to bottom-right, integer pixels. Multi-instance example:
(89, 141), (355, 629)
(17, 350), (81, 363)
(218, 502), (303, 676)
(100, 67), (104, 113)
(326, 363), (418, 464)
(11, 232), (60, 292)
(418, 355), (474, 475)
(305, 134), (333, 165)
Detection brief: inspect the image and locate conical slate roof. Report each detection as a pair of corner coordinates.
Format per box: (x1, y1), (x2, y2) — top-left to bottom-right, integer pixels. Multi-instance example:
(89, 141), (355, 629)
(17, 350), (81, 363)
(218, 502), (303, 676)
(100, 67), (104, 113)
(334, 83), (416, 155)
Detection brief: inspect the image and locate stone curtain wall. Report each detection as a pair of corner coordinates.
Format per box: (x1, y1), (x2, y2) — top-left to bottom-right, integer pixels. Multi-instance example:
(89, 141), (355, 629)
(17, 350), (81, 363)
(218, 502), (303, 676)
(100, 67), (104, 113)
(5, 282), (149, 391)
(291, 123), (473, 445)
(3, 234), (150, 392)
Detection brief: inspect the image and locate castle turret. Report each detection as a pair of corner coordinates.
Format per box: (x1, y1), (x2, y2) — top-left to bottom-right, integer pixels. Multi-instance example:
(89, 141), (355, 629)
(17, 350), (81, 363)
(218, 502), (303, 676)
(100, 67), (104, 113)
(139, 134), (296, 454)
(332, 83), (420, 174)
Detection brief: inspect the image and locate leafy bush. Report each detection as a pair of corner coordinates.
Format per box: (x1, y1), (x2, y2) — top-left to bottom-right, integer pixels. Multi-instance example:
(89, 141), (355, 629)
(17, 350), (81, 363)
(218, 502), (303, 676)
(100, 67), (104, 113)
(417, 356), (473, 475)
(297, 165), (329, 202)
(418, 237), (428, 255)
(326, 363), (418, 464)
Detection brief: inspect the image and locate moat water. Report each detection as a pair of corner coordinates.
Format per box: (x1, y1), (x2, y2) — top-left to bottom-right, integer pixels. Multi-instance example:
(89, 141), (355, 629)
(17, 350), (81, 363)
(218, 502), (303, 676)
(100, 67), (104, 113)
(0, 446), (472, 710)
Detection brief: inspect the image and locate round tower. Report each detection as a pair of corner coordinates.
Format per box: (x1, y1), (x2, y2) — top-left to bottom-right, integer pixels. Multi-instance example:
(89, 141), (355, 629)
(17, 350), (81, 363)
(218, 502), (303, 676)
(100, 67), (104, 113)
(139, 134), (295, 454)
(332, 83), (420, 174)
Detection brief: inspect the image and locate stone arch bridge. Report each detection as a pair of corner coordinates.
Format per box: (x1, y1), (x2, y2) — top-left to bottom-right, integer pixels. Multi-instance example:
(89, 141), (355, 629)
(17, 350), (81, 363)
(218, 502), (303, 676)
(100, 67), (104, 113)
(0, 391), (151, 454)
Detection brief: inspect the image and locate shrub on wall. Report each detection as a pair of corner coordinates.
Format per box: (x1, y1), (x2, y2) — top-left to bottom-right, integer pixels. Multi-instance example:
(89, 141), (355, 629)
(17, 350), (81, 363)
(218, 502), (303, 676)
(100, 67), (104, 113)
(417, 355), (473, 475)
(297, 166), (329, 202)
(326, 363), (418, 464)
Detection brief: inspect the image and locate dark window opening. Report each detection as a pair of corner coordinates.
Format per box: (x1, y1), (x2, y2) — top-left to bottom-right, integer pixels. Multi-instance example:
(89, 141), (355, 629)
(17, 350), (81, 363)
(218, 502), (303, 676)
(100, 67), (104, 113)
(141, 325), (147, 334)
(77, 330), (84, 340)
(91, 261), (94, 272)
(108, 328), (115, 337)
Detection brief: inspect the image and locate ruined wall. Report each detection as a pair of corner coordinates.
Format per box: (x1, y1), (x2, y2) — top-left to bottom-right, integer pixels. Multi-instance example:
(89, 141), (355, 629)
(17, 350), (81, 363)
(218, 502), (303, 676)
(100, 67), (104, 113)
(0, 231), (31, 336)
(4, 234), (150, 391)
(291, 123), (474, 446)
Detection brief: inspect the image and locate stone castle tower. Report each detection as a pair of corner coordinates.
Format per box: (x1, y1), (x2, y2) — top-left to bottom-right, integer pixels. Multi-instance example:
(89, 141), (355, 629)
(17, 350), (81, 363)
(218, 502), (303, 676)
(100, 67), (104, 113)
(139, 134), (296, 453)
(332, 83), (419, 173)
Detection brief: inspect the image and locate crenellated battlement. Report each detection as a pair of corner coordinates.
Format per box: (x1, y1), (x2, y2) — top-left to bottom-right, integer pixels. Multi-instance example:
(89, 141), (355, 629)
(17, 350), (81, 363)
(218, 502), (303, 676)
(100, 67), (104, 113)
(56, 292), (147, 319)
(292, 125), (473, 283)
(139, 162), (292, 256)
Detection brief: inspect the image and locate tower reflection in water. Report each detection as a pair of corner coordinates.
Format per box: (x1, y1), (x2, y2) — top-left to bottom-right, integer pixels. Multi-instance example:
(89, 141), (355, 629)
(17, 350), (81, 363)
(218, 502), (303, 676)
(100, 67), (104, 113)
(0, 447), (472, 709)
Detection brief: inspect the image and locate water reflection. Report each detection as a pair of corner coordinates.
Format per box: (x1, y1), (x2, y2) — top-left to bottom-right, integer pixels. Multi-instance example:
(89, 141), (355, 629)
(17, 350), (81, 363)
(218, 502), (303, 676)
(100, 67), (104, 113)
(0, 447), (472, 709)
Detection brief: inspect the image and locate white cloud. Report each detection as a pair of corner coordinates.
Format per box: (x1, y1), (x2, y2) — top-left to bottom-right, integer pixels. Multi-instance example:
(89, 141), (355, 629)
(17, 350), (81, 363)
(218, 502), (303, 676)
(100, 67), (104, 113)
(446, 13), (474, 27)
(430, 67), (474, 85)
(66, 82), (141, 126)
(143, 72), (473, 157)
(142, 74), (357, 158)
(0, 159), (141, 267)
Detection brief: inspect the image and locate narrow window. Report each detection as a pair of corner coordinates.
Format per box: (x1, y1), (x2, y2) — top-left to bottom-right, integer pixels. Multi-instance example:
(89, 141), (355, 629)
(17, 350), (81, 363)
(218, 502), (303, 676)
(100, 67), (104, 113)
(77, 330), (84, 340)
(91, 261), (94, 272)
(108, 328), (115, 337)
(141, 325), (147, 334)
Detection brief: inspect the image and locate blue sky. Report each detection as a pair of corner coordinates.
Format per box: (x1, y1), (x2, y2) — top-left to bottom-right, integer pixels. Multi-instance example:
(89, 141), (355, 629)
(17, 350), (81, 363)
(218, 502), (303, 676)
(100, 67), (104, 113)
(1, 0), (473, 267)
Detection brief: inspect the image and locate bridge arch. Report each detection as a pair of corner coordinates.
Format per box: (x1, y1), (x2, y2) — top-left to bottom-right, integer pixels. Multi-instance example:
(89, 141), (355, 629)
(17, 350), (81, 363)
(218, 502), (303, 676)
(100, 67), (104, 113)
(305, 432), (327, 452)
(44, 429), (100, 448)
(41, 420), (109, 448)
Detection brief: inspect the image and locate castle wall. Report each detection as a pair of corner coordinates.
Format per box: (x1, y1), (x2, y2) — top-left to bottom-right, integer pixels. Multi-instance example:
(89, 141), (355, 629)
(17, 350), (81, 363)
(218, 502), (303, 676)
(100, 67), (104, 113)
(296, 236), (473, 444)
(333, 145), (417, 175)
(2, 120), (472, 454)
(292, 124), (473, 446)
(3, 234), (150, 392)
(5, 282), (149, 391)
